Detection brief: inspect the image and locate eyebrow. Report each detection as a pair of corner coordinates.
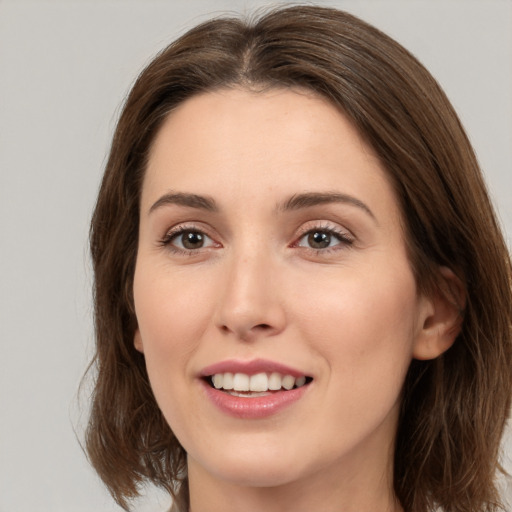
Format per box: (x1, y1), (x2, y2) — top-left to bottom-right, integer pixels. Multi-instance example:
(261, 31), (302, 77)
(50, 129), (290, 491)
(148, 190), (376, 222)
(149, 192), (218, 215)
(279, 192), (376, 221)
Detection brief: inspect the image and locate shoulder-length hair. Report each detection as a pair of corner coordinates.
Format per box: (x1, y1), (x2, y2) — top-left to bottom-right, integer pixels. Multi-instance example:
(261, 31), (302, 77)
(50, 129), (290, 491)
(86, 6), (512, 512)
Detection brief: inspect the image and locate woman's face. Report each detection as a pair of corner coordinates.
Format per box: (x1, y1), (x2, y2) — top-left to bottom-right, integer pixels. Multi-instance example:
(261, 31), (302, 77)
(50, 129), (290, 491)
(133, 88), (434, 492)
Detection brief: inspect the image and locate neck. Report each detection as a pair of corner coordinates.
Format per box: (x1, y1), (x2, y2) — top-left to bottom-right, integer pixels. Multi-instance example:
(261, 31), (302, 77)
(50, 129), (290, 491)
(186, 445), (402, 512)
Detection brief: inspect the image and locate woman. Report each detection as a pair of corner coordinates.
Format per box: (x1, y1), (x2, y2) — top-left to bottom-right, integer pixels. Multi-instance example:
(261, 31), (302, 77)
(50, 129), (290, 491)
(86, 6), (512, 512)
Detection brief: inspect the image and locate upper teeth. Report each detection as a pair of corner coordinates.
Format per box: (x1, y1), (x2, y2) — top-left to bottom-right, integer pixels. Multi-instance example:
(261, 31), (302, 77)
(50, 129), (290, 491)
(211, 372), (307, 392)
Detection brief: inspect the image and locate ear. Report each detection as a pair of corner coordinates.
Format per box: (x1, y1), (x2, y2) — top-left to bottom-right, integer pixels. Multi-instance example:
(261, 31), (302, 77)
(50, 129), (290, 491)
(413, 266), (466, 360)
(134, 328), (144, 353)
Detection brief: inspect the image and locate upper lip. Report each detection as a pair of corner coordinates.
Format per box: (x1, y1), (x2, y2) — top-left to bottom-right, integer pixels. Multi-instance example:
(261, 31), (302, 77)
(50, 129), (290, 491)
(200, 358), (309, 378)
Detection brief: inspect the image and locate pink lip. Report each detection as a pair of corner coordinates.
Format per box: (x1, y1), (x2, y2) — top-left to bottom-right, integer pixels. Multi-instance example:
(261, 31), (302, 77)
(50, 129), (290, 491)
(199, 358), (312, 419)
(201, 380), (310, 419)
(200, 358), (307, 378)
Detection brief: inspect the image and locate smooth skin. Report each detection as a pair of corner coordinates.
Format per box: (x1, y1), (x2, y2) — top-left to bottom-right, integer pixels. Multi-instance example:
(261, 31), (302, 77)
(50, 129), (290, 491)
(133, 88), (462, 512)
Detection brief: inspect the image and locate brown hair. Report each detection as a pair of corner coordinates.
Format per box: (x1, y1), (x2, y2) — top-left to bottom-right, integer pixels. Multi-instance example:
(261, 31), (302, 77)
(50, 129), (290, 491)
(86, 6), (512, 512)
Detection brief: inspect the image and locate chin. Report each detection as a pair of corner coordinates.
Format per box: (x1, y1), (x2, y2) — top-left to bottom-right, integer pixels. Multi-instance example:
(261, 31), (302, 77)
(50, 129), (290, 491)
(189, 442), (309, 488)
(212, 463), (301, 488)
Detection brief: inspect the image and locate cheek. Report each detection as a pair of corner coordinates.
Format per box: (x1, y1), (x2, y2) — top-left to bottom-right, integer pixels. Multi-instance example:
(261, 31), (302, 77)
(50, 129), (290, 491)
(133, 266), (213, 381)
(296, 264), (418, 390)
(301, 262), (416, 331)
(288, 266), (418, 454)
(132, 266), (217, 435)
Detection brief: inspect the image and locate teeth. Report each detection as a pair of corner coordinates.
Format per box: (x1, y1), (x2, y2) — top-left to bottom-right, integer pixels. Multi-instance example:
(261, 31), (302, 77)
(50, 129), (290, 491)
(268, 372), (282, 390)
(282, 375), (295, 390)
(209, 372), (309, 392)
(212, 374), (223, 389)
(233, 373), (250, 391)
(295, 376), (306, 387)
(250, 373), (268, 392)
(223, 372), (234, 390)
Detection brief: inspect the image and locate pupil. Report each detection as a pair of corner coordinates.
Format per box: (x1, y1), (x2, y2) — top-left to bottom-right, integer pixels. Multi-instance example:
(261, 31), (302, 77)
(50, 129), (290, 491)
(182, 231), (204, 249)
(308, 231), (330, 249)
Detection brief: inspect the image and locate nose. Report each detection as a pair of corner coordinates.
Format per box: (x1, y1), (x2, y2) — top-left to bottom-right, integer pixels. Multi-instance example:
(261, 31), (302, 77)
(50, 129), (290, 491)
(214, 250), (286, 341)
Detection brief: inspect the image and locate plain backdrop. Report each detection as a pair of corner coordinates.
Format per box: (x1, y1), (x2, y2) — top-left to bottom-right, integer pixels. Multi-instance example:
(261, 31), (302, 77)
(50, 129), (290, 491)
(0, 1), (511, 511)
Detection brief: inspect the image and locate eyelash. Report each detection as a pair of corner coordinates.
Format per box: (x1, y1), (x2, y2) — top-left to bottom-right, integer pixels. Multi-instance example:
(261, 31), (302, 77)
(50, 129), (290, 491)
(293, 224), (354, 254)
(158, 225), (218, 256)
(158, 223), (354, 256)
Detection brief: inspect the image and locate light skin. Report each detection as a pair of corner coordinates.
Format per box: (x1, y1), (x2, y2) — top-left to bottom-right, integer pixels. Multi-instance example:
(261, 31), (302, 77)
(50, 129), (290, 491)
(133, 88), (462, 512)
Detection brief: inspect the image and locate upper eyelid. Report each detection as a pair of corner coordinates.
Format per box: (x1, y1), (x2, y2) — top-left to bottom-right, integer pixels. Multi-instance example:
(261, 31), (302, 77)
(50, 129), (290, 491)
(159, 223), (214, 245)
(295, 220), (354, 238)
(159, 220), (355, 245)
(163, 221), (215, 237)
(291, 222), (356, 251)
(159, 225), (220, 254)
(166, 225), (213, 239)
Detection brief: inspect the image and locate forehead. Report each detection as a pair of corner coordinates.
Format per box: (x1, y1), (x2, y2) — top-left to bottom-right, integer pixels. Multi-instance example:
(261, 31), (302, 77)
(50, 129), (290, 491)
(147, 87), (374, 167)
(142, 87), (399, 224)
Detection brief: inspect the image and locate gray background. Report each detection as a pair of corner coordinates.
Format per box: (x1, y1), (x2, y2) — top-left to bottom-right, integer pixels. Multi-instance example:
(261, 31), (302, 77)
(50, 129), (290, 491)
(0, 1), (510, 511)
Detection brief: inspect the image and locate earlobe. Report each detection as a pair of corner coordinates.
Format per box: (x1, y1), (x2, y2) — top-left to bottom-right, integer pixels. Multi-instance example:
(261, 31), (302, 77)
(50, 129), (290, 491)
(134, 329), (144, 353)
(413, 266), (466, 361)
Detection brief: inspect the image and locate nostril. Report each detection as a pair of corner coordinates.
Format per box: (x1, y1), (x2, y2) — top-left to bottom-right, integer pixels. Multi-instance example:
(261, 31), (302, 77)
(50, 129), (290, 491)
(219, 323), (272, 333)
(218, 320), (281, 339)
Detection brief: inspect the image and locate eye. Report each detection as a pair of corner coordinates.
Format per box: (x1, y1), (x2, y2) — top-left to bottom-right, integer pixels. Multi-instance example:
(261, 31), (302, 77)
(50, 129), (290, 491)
(295, 227), (353, 250)
(162, 227), (217, 252)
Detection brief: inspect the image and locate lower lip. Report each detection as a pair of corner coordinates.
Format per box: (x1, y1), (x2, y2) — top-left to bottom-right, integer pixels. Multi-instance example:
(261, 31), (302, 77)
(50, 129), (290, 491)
(201, 380), (310, 419)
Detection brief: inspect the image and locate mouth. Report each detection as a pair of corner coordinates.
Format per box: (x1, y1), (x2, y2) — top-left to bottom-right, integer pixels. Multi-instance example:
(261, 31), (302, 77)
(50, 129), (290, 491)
(200, 360), (313, 418)
(204, 372), (313, 397)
